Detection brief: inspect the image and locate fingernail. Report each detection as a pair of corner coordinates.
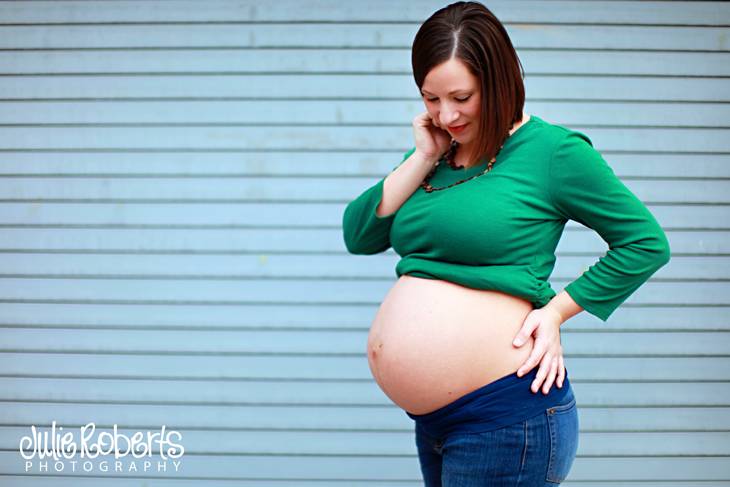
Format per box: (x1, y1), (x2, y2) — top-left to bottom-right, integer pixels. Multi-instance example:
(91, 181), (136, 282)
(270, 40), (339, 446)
(513, 339), (522, 346)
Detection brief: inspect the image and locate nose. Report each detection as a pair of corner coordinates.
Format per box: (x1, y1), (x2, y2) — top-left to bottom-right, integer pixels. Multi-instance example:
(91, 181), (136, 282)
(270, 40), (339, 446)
(440, 106), (461, 127)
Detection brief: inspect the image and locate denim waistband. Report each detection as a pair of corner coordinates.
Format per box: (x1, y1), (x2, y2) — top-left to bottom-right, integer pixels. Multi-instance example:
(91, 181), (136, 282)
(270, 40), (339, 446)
(405, 366), (573, 437)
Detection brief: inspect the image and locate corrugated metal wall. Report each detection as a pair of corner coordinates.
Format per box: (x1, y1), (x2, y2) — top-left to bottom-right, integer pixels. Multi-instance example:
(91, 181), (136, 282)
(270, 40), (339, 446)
(0, 1), (728, 485)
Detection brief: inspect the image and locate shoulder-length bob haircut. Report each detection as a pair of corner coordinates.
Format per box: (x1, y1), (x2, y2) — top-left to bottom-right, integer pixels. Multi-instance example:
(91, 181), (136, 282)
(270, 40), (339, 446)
(411, 1), (525, 167)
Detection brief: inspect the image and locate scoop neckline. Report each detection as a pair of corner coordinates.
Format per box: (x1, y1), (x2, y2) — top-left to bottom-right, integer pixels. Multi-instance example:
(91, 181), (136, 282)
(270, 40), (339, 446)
(440, 114), (539, 174)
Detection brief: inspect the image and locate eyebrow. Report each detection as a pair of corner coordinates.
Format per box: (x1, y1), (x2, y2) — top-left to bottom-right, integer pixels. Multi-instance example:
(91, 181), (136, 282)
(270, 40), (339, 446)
(421, 89), (470, 96)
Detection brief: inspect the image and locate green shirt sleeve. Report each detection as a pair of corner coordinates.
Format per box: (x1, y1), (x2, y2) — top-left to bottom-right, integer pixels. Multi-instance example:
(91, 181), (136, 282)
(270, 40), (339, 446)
(342, 147), (416, 255)
(548, 132), (671, 321)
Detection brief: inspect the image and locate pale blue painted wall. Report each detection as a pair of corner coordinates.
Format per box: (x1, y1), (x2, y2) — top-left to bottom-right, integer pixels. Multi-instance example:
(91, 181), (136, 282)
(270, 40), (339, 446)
(0, 1), (728, 485)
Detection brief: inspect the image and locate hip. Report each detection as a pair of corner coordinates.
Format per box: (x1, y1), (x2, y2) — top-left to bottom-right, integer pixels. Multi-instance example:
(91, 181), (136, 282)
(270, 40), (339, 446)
(413, 381), (579, 486)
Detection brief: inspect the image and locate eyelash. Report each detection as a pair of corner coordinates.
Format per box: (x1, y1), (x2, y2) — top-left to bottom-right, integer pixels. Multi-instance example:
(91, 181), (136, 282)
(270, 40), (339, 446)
(426, 96), (470, 103)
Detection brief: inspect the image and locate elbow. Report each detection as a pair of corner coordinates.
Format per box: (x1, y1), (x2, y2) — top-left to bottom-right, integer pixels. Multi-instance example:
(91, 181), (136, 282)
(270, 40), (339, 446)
(658, 228), (671, 264)
(659, 238), (671, 267)
(342, 230), (378, 255)
(343, 237), (387, 255)
(342, 230), (361, 255)
(343, 234), (365, 255)
(631, 228), (671, 275)
(651, 230), (672, 271)
(342, 208), (364, 255)
(341, 205), (392, 255)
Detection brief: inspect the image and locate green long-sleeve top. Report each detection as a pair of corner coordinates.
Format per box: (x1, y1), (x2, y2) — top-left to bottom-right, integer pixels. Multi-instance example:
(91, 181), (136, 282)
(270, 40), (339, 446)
(342, 115), (671, 321)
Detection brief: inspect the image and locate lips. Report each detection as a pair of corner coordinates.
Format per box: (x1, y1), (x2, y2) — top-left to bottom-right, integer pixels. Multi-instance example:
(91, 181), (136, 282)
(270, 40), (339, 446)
(448, 123), (468, 133)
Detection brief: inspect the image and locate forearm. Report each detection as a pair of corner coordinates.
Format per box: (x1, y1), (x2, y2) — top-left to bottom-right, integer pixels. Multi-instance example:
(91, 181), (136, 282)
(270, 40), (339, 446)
(543, 290), (584, 326)
(376, 149), (438, 217)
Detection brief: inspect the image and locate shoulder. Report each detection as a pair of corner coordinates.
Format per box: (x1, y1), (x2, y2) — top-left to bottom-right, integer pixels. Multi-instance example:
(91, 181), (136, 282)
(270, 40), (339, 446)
(529, 115), (595, 154)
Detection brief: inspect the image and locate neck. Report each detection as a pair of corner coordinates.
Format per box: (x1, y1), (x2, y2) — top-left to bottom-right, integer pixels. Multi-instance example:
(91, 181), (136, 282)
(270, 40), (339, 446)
(455, 113), (529, 169)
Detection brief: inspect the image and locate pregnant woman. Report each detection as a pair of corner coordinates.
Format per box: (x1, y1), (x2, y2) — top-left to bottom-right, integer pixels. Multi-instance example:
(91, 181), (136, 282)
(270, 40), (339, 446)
(342, 2), (671, 486)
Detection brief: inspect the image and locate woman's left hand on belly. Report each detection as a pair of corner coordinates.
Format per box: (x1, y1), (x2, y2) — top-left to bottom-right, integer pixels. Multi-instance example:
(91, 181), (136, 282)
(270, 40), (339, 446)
(511, 307), (565, 395)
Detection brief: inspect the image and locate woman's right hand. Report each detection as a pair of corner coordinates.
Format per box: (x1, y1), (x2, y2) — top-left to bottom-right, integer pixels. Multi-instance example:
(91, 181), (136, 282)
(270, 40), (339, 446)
(412, 111), (452, 162)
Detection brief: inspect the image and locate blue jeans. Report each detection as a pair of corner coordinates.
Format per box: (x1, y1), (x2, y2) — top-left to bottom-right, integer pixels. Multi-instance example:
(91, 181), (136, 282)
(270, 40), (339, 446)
(409, 368), (579, 486)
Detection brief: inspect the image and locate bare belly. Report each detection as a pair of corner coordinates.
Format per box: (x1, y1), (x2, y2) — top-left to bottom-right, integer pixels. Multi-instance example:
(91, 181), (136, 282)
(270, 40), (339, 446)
(367, 275), (536, 415)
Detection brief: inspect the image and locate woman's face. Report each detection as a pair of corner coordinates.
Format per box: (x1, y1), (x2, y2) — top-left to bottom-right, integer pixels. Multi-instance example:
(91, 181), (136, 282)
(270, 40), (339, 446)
(420, 57), (482, 143)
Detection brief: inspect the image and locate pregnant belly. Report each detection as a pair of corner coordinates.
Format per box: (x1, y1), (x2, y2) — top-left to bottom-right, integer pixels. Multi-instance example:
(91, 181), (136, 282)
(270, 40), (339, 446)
(367, 275), (537, 415)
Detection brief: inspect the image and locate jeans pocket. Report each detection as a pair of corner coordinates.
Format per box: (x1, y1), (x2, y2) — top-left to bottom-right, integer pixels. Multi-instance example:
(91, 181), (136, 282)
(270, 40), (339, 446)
(415, 423), (443, 454)
(545, 396), (579, 484)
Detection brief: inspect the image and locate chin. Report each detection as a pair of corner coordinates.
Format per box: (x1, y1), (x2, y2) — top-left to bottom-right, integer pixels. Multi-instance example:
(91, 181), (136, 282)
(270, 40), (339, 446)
(453, 134), (473, 144)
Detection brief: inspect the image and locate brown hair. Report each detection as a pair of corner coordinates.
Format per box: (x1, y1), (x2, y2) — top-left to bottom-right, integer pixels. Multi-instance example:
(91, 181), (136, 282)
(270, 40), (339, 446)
(411, 1), (525, 167)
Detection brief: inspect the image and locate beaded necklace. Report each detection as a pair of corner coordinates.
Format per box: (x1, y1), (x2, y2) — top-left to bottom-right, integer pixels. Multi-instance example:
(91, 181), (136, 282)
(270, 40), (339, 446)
(419, 128), (511, 193)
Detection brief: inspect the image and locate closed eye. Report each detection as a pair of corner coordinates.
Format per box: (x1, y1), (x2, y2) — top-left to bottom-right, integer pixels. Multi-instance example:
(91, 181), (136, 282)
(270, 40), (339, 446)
(426, 96), (471, 103)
